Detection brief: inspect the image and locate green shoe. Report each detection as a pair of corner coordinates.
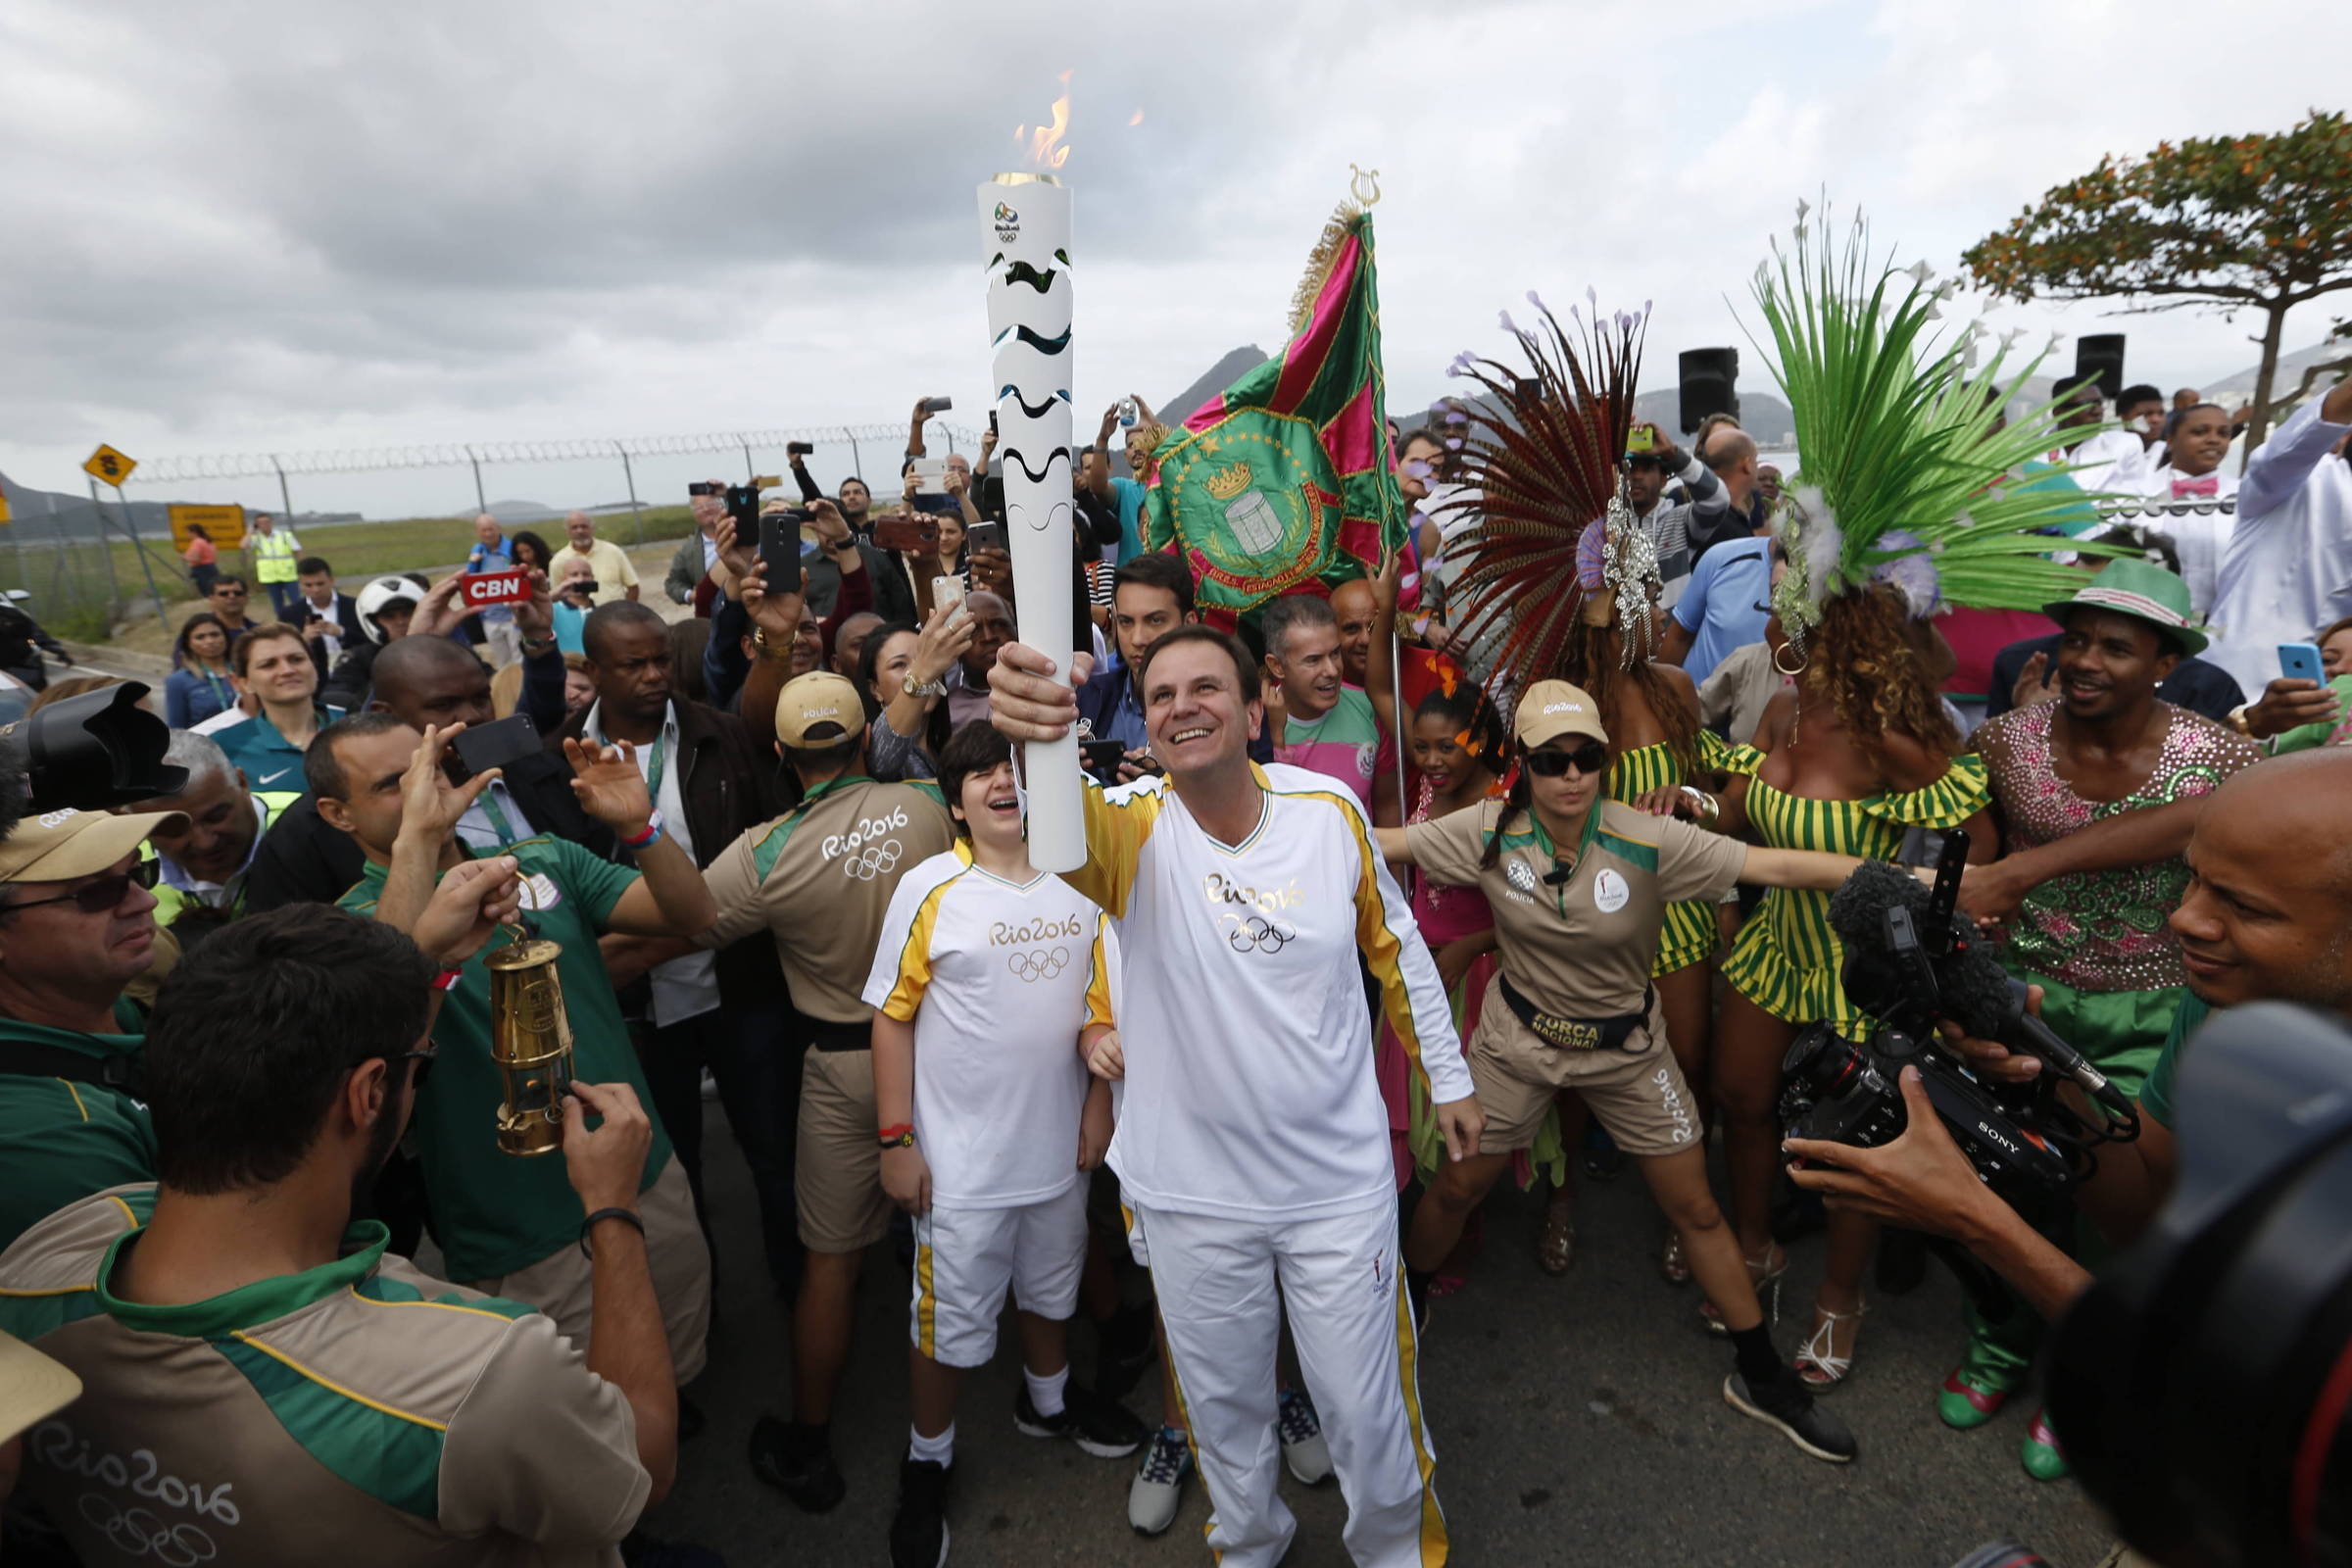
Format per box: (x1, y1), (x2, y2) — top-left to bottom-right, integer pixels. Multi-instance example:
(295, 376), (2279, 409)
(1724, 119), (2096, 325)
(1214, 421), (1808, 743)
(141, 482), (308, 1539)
(1936, 1367), (2010, 1431)
(2020, 1409), (2070, 1481)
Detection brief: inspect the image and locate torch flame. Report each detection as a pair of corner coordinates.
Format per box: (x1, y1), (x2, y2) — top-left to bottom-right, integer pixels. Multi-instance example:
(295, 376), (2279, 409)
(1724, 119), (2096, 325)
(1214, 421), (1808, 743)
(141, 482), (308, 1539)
(1026, 72), (1072, 170)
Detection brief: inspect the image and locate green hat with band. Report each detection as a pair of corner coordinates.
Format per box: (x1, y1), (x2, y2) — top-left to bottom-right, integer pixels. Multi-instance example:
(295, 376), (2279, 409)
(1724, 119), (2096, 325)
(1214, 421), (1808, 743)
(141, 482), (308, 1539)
(2041, 557), (2208, 657)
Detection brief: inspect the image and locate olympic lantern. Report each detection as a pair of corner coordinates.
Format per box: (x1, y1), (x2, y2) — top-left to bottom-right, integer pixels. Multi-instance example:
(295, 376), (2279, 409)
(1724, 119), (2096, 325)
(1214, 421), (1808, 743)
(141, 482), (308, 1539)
(976, 171), (1083, 872)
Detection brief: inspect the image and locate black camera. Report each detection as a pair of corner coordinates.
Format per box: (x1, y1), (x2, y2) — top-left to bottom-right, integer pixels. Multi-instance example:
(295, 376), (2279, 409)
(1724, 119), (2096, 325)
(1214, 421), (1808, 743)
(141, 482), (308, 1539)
(0, 682), (184, 826)
(2046, 1002), (2352, 1566)
(1781, 1025), (2073, 1201)
(1779, 835), (2084, 1200)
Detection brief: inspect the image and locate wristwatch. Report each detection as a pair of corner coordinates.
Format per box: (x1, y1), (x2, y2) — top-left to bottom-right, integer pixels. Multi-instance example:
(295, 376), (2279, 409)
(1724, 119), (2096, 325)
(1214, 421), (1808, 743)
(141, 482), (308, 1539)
(903, 672), (947, 699)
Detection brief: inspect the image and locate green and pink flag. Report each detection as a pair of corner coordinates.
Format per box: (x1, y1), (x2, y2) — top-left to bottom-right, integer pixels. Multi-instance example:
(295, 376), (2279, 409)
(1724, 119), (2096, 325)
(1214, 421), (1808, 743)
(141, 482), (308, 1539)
(1143, 209), (1405, 626)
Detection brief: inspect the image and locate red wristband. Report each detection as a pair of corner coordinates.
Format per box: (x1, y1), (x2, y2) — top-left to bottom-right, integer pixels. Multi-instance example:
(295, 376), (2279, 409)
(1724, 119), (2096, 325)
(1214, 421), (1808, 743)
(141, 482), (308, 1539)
(431, 969), (464, 993)
(878, 1123), (915, 1150)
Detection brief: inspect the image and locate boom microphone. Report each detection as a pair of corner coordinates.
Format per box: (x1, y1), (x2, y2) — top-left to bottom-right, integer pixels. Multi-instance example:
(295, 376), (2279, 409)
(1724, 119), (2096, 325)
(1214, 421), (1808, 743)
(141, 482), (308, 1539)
(1828, 860), (2134, 1118)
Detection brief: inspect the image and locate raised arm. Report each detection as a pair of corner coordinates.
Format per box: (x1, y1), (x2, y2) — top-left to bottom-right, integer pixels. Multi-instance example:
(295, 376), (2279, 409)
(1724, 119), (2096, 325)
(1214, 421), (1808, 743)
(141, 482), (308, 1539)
(2236, 375), (2352, 521)
(564, 738), (717, 940)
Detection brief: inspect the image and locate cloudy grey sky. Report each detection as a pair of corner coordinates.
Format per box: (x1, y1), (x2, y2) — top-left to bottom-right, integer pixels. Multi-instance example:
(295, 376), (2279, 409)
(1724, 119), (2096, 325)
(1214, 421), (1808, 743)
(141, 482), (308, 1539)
(3, 0), (2341, 519)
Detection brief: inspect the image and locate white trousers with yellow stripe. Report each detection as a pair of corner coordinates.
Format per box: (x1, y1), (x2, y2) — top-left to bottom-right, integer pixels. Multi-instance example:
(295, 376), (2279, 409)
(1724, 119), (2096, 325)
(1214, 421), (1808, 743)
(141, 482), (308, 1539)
(1135, 1197), (1444, 1567)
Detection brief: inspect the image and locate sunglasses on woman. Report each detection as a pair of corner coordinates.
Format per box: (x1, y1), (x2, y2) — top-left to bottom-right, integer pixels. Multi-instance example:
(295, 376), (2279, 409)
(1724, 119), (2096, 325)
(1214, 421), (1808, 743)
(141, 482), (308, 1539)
(1524, 742), (1609, 778)
(1, 859), (160, 917)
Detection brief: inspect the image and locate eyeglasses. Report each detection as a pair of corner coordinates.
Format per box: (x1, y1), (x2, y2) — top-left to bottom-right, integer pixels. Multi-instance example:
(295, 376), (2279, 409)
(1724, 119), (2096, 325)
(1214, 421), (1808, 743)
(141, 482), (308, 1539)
(401, 1040), (439, 1095)
(1524, 742), (1609, 778)
(2, 859), (160, 917)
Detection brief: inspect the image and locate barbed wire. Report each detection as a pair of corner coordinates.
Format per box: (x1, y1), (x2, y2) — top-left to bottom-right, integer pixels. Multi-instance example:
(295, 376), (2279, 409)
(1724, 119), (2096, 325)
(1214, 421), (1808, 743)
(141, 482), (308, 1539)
(127, 423), (988, 484)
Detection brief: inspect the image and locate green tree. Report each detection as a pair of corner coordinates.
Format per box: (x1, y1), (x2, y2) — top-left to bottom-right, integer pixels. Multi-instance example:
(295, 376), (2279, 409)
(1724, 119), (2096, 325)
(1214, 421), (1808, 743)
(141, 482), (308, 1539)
(1963, 109), (2352, 454)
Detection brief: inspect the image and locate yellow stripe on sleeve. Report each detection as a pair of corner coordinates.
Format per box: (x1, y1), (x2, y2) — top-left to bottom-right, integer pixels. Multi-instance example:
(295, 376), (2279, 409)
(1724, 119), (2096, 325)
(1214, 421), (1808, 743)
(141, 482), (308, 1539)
(878, 877), (957, 1022)
(1082, 914), (1115, 1030)
(1069, 776), (1165, 918)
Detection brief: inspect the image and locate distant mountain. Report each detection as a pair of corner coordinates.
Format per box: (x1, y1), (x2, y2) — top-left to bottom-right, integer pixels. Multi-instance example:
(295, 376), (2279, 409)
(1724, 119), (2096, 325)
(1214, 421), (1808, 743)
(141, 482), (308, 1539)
(1159, 346), (1270, 431)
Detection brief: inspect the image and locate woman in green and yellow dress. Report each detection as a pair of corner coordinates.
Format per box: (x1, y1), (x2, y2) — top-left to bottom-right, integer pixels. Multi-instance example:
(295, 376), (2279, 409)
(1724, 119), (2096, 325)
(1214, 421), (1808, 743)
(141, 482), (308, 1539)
(1671, 582), (1994, 1384)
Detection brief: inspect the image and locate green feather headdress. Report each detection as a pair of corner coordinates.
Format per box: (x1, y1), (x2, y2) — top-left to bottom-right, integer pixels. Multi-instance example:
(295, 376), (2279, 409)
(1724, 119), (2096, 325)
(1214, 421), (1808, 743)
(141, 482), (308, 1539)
(1749, 201), (2114, 650)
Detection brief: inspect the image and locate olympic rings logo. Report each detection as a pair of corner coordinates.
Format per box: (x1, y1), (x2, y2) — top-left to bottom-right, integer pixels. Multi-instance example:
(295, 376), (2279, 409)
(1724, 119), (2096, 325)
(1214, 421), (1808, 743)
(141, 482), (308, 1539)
(1222, 914), (1296, 955)
(841, 840), (903, 881)
(77, 1494), (219, 1565)
(1006, 947), (1071, 983)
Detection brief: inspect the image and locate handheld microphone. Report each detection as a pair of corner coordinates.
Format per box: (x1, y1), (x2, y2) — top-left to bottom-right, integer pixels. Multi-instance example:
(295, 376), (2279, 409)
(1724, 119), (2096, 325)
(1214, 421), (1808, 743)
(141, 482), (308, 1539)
(1828, 859), (2134, 1118)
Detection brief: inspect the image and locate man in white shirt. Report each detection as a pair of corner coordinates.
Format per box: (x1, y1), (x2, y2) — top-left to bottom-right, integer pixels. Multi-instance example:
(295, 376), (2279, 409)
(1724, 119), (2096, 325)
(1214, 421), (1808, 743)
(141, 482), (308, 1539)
(556, 511), (644, 606)
(988, 622), (1481, 1568)
(2202, 376), (2352, 700)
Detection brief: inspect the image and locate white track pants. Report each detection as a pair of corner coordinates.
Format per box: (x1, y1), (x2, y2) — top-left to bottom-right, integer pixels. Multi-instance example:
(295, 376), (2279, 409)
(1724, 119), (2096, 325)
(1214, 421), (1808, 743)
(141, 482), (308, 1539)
(1134, 1197), (1445, 1567)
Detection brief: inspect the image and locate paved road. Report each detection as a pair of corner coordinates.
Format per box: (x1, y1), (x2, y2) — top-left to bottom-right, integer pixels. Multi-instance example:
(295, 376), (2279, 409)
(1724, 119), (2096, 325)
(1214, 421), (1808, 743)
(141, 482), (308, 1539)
(630, 1116), (2119, 1567)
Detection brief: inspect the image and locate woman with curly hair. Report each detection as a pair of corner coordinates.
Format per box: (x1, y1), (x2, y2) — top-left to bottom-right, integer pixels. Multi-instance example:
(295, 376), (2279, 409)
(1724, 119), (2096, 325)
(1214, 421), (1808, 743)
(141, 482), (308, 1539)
(1656, 210), (2112, 1385)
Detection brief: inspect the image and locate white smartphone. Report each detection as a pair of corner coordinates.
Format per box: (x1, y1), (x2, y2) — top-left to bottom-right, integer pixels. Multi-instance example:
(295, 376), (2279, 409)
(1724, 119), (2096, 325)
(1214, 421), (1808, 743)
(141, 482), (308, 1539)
(932, 575), (967, 613)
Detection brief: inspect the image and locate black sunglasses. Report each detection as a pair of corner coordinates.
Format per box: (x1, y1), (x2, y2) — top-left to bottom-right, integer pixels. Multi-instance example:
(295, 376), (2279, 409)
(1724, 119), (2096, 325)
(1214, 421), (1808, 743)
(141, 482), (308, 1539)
(3, 859), (160, 916)
(1525, 742), (1609, 778)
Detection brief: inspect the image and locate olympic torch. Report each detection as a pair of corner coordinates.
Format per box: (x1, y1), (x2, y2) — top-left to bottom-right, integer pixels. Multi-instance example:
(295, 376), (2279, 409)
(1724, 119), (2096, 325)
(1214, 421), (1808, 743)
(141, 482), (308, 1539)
(977, 172), (1083, 871)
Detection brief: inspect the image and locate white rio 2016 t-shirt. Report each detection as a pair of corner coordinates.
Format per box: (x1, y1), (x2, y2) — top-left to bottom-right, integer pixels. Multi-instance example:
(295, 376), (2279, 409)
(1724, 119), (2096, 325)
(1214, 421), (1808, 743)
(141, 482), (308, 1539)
(862, 842), (1111, 1209)
(1053, 761), (1472, 1223)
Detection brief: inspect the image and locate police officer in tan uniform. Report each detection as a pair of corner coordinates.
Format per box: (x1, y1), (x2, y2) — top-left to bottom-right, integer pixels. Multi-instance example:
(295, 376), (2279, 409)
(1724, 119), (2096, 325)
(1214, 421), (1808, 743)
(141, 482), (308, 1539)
(1375, 681), (1888, 1464)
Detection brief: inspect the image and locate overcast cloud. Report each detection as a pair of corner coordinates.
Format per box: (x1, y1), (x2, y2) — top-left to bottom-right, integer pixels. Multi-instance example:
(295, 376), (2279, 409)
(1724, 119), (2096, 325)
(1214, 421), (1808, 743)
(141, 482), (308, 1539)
(3, 0), (2342, 517)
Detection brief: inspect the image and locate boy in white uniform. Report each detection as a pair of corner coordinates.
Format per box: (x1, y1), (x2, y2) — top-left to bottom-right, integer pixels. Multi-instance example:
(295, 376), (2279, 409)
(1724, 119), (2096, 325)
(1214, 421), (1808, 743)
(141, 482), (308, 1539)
(990, 624), (1483, 1568)
(865, 721), (1142, 1568)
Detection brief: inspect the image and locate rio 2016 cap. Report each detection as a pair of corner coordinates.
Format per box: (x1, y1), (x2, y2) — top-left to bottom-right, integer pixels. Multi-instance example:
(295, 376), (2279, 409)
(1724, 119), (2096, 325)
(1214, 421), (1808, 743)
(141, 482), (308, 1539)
(1513, 680), (1610, 751)
(773, 672), (864, 749)
(0, 806), (187, 886)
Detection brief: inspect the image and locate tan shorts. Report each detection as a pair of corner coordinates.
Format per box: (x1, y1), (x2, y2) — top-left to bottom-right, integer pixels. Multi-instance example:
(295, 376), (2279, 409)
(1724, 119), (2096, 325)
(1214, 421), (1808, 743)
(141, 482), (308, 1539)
(798, 1048), (894, 1254)
(469, 1153), (713, 1382)
(1466, 982), (1701, 1158)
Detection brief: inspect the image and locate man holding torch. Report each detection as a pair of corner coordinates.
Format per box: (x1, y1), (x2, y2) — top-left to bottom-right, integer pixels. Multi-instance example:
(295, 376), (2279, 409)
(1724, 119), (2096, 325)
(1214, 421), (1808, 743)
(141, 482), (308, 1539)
(988, 624), (1481, 1568)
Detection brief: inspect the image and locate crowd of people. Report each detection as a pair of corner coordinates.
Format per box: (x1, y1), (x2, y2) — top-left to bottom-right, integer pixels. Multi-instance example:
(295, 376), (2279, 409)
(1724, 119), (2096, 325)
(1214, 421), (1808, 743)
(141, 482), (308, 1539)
(0, 285), (2348, 1568)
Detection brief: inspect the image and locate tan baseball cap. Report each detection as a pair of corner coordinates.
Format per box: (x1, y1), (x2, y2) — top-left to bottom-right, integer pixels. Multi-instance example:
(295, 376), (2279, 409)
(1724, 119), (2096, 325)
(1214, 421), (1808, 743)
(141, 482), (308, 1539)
(1515, 680), (1610, 751)
(0, 1327), (80, 1444)
(0, 807), (188, 885)
(773, 672), (864, 748)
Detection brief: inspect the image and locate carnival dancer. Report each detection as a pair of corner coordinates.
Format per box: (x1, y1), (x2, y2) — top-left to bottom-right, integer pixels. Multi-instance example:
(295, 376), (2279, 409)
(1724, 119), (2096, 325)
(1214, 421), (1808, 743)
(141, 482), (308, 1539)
(1663, 211), (2111, 1387)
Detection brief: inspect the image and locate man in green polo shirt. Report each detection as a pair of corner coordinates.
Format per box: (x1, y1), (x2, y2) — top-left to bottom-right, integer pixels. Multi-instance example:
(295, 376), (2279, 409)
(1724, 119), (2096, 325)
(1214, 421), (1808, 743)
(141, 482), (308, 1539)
(1783, 748), (2352, 1327)
(312, 710), (719, 1384)
(0, 805), (185, 1251)
(0, 903), (696, 1565)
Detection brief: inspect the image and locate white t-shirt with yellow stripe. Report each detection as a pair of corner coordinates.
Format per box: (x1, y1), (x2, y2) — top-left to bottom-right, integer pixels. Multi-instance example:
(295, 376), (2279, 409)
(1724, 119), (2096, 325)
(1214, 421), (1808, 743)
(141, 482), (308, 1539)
(1058, 761), (1471, 1224)
(862, 842), (1110, 1209)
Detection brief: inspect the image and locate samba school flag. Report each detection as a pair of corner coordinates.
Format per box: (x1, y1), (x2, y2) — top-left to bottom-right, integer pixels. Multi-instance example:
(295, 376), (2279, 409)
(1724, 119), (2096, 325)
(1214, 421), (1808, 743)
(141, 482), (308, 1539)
(1143, 205), (1405, 622)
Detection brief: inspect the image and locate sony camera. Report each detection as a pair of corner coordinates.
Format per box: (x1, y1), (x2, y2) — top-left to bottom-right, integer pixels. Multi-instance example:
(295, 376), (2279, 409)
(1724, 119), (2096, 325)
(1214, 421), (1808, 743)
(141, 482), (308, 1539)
(1778, 834), (2081, 1202)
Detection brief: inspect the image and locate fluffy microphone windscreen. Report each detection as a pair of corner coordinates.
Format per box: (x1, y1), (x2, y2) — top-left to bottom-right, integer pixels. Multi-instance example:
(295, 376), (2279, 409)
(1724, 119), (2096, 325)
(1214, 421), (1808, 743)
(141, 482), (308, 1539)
(1827, 858), (1930, 948)
(1825, 858), (2018, 1038)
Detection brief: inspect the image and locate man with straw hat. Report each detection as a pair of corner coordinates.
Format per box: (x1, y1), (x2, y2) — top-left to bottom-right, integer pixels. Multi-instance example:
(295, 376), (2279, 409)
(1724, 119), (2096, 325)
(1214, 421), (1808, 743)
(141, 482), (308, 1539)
(1940, 556), (2261, 1478)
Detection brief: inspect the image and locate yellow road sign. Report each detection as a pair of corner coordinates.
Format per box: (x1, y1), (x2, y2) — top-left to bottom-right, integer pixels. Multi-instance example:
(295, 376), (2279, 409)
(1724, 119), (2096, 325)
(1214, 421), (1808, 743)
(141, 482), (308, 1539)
(0, 490), (11, 527)
(83, 445), (138, 485)
(167, 504), (246, 552)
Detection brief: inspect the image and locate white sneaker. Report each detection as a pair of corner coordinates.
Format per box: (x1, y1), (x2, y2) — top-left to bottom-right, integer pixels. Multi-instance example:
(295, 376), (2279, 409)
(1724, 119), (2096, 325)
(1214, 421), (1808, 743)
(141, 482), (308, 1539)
(1276, 1388), (1332, 1486)
(1127, 1426), (1192, 1536)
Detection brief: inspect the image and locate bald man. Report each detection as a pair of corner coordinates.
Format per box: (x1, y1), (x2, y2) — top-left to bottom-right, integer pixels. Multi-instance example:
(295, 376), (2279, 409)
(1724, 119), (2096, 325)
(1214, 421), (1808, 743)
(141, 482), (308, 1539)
(1784, 749), (2352, 1323)
(556, 510), (643, 605)
(245, 634), (608, 910)
(465, 513), (522, 665)
(1330, 577), (1378, 690)
(1691, 425), (1766, 554)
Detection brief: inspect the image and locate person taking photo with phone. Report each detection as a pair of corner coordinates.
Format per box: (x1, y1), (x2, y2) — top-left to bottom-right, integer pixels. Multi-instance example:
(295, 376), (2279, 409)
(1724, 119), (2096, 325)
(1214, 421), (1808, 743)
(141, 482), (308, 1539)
(312, 713), (717, 1394)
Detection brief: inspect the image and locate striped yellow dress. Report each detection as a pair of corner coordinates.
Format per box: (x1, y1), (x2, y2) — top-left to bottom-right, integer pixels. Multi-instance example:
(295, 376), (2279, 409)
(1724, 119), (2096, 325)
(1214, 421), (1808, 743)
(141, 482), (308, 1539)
(1718, 745), (1989, 1041)
(1609, 731), (1736, 977)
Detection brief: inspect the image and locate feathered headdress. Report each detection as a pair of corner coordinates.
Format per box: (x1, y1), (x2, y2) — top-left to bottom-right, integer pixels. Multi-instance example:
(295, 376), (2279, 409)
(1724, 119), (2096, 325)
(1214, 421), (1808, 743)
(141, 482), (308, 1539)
(1751, 200), (2113, 652)
(1435, 290), (1656, 685)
